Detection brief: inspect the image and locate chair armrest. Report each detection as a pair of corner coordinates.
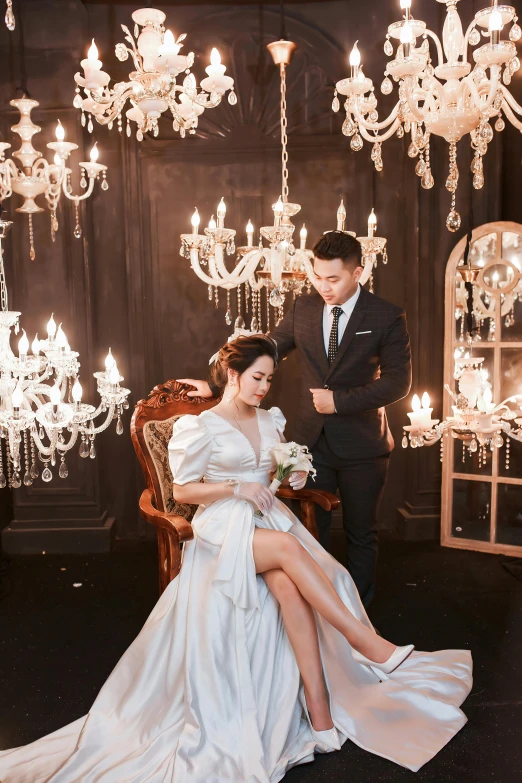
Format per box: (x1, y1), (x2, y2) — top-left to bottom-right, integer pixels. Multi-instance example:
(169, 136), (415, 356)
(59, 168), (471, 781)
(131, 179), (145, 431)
(139, 488), (194, 542)
(275, 486), (340, 512)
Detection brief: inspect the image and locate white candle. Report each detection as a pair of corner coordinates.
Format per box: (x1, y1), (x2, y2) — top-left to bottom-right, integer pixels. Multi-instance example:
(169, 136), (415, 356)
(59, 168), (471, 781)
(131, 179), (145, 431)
(400, 21), (414, 57)
(337, 199), (346, 231)
(274, 196), (284, 228)
(191, 208), (200, 236)
(420, 391), (433, 427)
(489, 5), (503, 46)
(72, 378), (83, 404)
(81, 39), (103, 89)
(105, 348), (116, 378)
(32, 334), (40, 356)
(217, 198), (226, 229)
(349, 41), (361, 78)
(407, 392), (432, 431)
(208, 215), (217, 231)
(55, 120), (65, 141)
(368, 208), (377, 238)
(89, 143), (99, 163)
(47, 313), (57, 342)
(50, 383), (61, 418)
(492, 271), (499, 289)
(246, 220), (254, 247)
(300, 224), (307, 250)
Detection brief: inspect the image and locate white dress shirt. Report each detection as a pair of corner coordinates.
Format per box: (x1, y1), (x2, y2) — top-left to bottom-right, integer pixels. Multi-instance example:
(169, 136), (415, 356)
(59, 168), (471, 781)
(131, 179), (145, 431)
(323, 285), (361, 355)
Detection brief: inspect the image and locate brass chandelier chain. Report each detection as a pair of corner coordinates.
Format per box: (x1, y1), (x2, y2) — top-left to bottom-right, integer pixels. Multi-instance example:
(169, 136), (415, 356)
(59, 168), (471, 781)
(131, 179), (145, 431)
(280, 63), (289, 204)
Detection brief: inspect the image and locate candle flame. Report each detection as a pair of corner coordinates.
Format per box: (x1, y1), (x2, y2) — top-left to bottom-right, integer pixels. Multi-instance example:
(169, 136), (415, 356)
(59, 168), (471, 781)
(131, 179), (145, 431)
(489, 8), (503, 33)
(274, 196), (284, 215)
(18, 329), (29, 355)
(300, 224), (307, 241)
(109, 364), (120, 385)
(191, 208), (200, 228)
(368, 208), (377, 226)
(32, 334), (40, 355)
(349, 41), (361, 67)
(483, 387), (493, 406)
(217, 198), (226, 218)
(87, 38), (99, 62)
(55, 120), (65, 142)
(208, 215), (217, 231)
(105, 348), (116, 372)
(89, 143), (99, 163)
(246, 220), (254, 234)
(47, 313), (57, 339)
(210, 48), (221, 67)
(72, 378), (83, 403)
(412, 393), (421, 412)
(421, 391), (430, 409)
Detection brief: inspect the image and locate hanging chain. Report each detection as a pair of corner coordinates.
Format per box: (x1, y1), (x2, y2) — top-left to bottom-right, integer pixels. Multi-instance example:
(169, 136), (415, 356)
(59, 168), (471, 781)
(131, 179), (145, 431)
(280, 64), (289, 204)
(0, 237), (8, 312)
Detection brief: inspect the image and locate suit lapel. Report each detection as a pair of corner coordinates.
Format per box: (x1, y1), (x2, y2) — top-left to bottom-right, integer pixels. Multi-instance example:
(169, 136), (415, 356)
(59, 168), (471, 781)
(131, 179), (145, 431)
(311, 297), (330, 377)
(324, 287), (368, 382)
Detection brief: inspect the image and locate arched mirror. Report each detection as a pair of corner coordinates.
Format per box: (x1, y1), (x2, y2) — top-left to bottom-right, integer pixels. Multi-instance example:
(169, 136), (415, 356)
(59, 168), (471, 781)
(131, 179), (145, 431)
(442, 222), (522, 555)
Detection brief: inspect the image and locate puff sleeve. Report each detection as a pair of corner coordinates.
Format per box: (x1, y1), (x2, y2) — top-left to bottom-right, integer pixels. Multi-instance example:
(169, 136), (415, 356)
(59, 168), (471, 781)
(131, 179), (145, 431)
(269, 407), (286, 439)
(168, 415), (213, 485)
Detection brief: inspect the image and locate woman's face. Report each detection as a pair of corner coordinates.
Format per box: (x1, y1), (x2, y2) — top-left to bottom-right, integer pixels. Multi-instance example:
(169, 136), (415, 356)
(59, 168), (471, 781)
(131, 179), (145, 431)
(234, 355), (275, 407)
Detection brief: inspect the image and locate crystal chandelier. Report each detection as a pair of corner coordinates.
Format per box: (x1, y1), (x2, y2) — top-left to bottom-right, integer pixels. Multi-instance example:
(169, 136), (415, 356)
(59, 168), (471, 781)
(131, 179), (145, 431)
(333, 0), (522, 232)
(0, 97), (109, 259)
(4, 0), (14, 30)
(73, 7), (236, 141)
(181, 39), (389, 331)
(0, 218), (130, 489)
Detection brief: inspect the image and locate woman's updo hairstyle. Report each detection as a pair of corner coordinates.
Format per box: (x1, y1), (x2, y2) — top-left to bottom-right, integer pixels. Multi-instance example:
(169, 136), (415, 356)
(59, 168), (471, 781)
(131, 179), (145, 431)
(210, 334), (278, 394)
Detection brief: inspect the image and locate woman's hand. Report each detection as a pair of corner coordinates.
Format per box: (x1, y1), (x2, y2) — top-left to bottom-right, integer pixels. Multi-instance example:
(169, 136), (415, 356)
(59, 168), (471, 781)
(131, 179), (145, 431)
(234, 482), (274, 515)
(176, 379), (213, 399)
(288, 471), (307, 490)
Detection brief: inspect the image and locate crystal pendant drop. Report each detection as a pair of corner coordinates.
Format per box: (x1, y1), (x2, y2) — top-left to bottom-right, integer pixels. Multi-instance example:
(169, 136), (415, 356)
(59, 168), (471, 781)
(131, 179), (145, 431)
(137, 129), (144, 142)
(446, 210), (462, 232)
(381, 76), (393, 95)
(30, 463), (39, 479)
(23, 472), (32, 486)
(225, 309), (232, 326)
(59, 460), (68, 479)
(11, 472), (21, 489)
(235, 315), (246, 329)
(396, 125), (404, 138)
(74, 224), (82, 239)
(415, 158), (426, 177)
(126, 123), (131, 138)
(87, 117), (93, 133)
(101, 178), (109, 191)
(89, 443), (96, 459)
(269, 288), (285, 307)
(469, 28), (481, 46)
(510, 23), (522, 41)
(250, 316), (259, 332)
(384, 38), (393, 56)
(228, 91), (237, 105)
(5, 5), (15, 30)
(511, 56), (521, 73)
(42, 466), (53, 483)
(116, 417), (124, 435)
(0, 473), (5, 489)
(80, 176), (87, 189)
(79, 440), (89, 458)
(469, 439), (478, 453)
(108, 120), (113, 130)
(407, 142), (419, 158)
(480, 122), (493, 142)
(350, 133), (363, 151)
(473, 173), (485, 189)
(81, 112), (86, 127)
(503, 68), (512, 85)
(73, 93), (83, 109)
(342, 118), (356, 136)
(402, 435), (408, 449)
(421, 169), (434, 189)
(495, 116), (505, 132)
(332, 93), (340, 113)
(180, 127), (186, 139)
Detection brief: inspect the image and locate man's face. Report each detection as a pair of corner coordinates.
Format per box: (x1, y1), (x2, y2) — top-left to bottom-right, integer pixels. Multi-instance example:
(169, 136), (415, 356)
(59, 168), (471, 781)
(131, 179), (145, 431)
(311, 256), (363, 305)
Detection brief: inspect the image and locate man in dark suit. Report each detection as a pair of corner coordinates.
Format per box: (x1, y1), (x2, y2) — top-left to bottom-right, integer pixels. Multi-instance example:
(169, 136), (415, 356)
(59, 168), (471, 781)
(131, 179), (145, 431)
(180, 231), (411, 608)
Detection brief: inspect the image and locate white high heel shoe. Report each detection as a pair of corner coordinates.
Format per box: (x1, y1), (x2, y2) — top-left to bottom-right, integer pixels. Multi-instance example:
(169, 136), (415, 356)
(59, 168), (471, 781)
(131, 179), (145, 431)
(352, 644), (415, 681)
(305, 708), (341, 753)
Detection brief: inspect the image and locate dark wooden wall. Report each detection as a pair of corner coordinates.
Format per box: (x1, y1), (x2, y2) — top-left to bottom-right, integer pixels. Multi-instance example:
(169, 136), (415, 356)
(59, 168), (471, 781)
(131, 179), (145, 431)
(0, 0), (520, 548)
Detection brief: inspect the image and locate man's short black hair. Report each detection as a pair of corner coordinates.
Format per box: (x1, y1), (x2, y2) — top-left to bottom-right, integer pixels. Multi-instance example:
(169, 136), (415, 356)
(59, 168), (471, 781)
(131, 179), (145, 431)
(312, 231), (362, 269)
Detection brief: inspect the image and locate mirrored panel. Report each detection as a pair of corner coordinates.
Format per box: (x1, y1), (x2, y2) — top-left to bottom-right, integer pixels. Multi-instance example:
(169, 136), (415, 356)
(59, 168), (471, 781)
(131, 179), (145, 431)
(451, 479), (491, 542)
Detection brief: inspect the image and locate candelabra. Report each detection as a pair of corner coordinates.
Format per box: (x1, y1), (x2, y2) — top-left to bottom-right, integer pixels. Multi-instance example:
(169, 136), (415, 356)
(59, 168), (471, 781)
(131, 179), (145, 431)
(181, 38), (389, 330)
(0, 98), (108, 259)
(4, 0), (14, 30)
(333, 0), (522, 231)
(0, 219), (130, 488)
(73, 7), (235, 140)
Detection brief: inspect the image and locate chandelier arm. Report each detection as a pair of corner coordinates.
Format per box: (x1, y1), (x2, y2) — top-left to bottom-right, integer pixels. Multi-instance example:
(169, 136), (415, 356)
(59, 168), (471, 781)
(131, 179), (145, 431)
(248, 274), (265, 292)
(358, 118), (401, 142)
(188, 249), (225, 287)
(424, 29), (444, 68)
(463, 66), (500, 114)
(404, 81), (430, 122)
(61, 176), (96, 203)
(500, 99), (522, 129)
(32, 157), (52, 179)
(211, 243), (255, 286)
(80, 404), (115, 436)
(229, 248), (265, 281)
(30, 425), (54, 457)
(56, 423), (81, 454)
(500, 85), (522, 117)
(352, 100), (400, 131)
(461, 20), (479, 65)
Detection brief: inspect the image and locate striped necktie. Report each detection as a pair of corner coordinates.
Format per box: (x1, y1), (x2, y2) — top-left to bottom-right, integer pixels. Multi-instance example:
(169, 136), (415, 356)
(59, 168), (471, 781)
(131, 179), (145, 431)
(327, 306), (343, 365)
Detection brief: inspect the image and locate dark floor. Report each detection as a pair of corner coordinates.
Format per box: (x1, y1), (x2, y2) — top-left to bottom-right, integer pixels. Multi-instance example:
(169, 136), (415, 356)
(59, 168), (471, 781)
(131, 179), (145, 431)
(0, 535), (521, 782)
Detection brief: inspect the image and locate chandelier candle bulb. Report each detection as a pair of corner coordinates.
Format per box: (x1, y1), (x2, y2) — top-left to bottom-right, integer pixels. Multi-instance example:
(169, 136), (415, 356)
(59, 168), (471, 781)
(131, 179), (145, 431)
(489, 5), (504, 46)
(217, 198), (226, 229)
(349, 41), (361, 78)
(337, 199), (346, 231)
(408, 393), (432, 431)
(18, 329), (29, 363)
(492, 271), (499, 288)
(55, 324), (67, 351)
(191, 208), (200, 236)
(208, 215), (217, 231)
(300, 224), (307, 250)
(12, 384), (23, 418)
(55, 120), (65, 142)
(89, 144), (99, 163)
(109, 363), (120, 391)
(104, 348), (116, 377)
(158, 30), (178, 56)
(400, 23), (414, 58)
(31, 334), (40, 356)
(368, 208), (377, 238)
(81, 39), (104, 90)
(274, 196), (284, 228)
(47, 314), (57, 342)
(246, 220), (254, 247)
(72, 378), (83, 411)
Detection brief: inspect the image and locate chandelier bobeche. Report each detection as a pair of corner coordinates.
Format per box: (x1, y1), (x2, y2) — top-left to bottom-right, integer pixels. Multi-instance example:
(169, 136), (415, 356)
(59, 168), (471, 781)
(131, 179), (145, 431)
(0, 219), (130, 489)
(181, 40), (389, 332)
(333, 0), (522, 231)
(0, 98), (108, 259)
(73, 7), (235, 141)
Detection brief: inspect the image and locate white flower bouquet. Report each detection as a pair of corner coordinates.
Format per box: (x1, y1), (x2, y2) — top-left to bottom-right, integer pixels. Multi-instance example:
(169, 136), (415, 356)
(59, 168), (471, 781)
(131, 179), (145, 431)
(254, 442), (316, 518)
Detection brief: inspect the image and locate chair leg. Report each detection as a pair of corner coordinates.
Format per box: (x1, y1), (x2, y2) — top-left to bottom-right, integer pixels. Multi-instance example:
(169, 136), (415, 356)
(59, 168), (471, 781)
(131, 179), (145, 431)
(300, 499), (319, 541)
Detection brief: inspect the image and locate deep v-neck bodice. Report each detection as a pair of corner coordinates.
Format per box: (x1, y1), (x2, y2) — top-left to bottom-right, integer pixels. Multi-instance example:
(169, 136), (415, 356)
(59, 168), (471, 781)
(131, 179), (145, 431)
(207, 408), (262, 468)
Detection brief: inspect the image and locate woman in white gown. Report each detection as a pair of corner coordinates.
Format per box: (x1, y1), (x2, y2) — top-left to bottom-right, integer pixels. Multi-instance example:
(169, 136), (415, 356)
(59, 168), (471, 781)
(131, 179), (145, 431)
(0, 335), (472, 783)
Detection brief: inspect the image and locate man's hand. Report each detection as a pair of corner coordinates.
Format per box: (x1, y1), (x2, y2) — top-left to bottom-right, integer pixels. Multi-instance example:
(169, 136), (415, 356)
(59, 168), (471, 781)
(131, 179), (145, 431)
(176, 379), (213, 399)
(310, 388), (335, 414)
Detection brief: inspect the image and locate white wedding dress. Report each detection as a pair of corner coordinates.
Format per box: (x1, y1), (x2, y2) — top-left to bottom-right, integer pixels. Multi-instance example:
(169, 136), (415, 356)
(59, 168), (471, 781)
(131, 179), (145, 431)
(0, 407), (472, 782)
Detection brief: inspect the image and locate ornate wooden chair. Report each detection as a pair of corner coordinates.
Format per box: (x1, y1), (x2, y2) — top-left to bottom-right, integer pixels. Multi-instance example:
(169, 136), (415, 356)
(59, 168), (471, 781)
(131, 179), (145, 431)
(131, 381), (340, 595)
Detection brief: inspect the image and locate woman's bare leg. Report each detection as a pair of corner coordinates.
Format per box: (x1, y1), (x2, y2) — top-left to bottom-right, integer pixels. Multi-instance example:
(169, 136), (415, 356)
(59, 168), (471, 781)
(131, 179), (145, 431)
(254, 529), (396, 663)
(264, 569), (333, 731)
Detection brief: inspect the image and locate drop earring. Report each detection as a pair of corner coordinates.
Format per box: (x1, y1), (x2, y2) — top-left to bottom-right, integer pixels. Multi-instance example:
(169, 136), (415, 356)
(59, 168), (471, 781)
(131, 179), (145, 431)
(225, 378), (236, 403)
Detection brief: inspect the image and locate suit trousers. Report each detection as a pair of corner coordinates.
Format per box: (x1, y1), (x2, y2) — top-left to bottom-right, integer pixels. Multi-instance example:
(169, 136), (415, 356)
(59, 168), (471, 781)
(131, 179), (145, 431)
(308, 432), (390, 609)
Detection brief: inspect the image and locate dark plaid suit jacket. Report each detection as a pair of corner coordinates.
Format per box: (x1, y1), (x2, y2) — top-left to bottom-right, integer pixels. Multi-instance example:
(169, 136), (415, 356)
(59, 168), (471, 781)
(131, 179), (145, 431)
(270, 286), (412, 459)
